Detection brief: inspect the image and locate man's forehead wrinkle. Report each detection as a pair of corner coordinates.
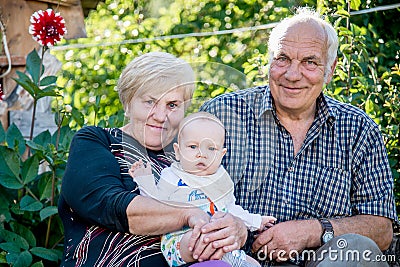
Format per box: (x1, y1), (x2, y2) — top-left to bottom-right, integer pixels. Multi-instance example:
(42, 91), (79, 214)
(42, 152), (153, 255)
(274, 22), (327, 60)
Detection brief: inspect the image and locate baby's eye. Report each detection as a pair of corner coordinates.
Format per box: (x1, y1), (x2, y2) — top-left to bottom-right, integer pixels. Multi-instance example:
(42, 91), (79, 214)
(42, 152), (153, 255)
(189, 145), (197, 149)
(208, 147), (216, 151)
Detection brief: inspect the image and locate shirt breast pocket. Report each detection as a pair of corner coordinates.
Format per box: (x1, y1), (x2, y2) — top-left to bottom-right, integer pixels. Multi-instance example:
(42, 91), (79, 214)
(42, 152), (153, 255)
(310, 166), (352, 217)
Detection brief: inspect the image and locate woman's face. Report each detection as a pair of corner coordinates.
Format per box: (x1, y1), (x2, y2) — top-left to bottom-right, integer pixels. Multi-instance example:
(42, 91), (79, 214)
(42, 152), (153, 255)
(126, 88), (186, 151)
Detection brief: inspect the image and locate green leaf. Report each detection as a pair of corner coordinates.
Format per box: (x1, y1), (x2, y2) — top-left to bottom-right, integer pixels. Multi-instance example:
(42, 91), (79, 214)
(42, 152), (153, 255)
(0, 121), (5, 143)
(33, 130), (51, 148)
(339, 44), (352, 53)
(71, 107), (85, 126)
(26, 49), (43, 85)
(6, 123), (26, 155)
(0, 242), (21, 253)
(31, 261), (45, 267)
(0, 208), (11, 222)
(37, 85), (59, 99)
(40, 75), (57, 86)
(21, 155), (39, 184)
(0, 228), (29, 250)
(6, 250), (32, 267)
(0, 146), (22, 189)
(40, 206), (58, 221)
(0, 174), (23, 189)
(26, 140), (45, 152)
(20, 195), (43, 211)
(30, 247), (59, 262)
(38, 172), (53, 200)
(13, 71), (37, 97)
(335, 9), (350, 18)
(10, 202), (24, 215)
(350, 0), (361, 11)
(10, 222), (37, 248)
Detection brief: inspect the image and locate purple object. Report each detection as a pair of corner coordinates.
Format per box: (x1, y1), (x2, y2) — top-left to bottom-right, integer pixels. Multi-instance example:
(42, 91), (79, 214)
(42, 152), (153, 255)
(190, 260), (231, 267)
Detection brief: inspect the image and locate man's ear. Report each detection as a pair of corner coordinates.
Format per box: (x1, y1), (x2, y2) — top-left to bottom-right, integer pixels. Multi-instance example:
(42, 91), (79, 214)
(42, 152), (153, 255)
(325, 57), (337, 84)
(173, 143), (180, 160)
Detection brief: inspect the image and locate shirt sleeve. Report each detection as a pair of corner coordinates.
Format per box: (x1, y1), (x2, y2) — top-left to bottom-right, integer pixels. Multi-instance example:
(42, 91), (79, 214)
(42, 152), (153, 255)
(61, 126), (137, 233)
(351, 123), (397, 221)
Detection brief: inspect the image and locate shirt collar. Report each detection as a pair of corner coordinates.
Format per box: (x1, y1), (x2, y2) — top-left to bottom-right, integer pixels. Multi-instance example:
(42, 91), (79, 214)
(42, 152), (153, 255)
(257, 86), (274, 118)
(316, 93), (336, 128)
(257, 86), (336, 127)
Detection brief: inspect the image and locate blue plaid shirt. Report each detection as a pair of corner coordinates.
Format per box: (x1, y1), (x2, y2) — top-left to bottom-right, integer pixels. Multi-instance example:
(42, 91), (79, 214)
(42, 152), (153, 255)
(200, 85), (397, 224)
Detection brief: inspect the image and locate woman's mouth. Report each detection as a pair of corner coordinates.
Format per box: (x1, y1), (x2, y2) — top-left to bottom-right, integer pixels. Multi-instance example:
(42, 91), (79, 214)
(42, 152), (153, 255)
(146, 124), (166, 132)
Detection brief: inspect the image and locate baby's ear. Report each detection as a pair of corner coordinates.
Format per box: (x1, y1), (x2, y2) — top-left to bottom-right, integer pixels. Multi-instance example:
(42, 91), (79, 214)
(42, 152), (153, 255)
(173, 143), (180, 160)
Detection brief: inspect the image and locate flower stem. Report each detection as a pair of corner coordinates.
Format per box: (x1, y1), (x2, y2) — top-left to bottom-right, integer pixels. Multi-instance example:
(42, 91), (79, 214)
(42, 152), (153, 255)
(28, 48), (46, 142)
(29, 99), (37, 141)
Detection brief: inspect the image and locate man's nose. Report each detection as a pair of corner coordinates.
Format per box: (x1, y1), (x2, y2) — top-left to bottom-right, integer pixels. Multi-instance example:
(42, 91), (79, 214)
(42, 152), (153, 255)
(284, 60), (302, 81)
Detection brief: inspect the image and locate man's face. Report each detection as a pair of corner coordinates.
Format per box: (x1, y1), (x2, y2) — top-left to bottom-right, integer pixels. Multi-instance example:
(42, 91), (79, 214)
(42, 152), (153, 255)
(269, 21), (329, 116)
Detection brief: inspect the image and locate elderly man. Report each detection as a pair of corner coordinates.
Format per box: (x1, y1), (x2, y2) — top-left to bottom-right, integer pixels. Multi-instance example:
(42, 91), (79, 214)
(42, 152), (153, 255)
(200, 7), (397, 267)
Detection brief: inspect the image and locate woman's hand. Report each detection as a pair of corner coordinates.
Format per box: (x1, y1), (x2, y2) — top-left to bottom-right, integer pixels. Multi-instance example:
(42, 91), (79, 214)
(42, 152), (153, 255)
(186, 208), (211, 253)
(191, 212), (247, 261)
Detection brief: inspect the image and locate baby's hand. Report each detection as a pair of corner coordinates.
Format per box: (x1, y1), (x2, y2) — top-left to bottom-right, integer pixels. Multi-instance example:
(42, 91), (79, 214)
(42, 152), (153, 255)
(260, 215), (277, 231)
(129, 159), (152, 177)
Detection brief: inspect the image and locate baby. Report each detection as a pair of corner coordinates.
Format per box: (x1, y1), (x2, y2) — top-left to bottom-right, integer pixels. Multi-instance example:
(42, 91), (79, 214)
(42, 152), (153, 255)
(129, 111), (276, 267)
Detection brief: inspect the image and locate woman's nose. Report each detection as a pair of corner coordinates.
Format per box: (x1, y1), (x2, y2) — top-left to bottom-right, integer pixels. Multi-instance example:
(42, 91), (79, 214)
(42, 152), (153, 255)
(151, 105), (168, 121)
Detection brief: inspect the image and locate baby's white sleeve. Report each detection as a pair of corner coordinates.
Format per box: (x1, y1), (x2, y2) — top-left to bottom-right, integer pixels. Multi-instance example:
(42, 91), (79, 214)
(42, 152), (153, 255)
(225, 201), (262, 232)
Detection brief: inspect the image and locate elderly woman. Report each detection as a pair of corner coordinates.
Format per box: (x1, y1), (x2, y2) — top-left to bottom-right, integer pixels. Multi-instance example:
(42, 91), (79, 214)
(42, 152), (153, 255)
(58, 52), (247, 267)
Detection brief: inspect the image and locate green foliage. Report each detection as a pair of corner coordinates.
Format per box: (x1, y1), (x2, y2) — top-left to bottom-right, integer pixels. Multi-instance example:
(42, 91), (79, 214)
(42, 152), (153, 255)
(0, 121), (73, 266)
(1, 0), (399, 265)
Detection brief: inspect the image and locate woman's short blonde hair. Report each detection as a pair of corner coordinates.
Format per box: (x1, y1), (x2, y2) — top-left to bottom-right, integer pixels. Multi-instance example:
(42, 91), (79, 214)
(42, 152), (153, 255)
(117, 52), (196, 110)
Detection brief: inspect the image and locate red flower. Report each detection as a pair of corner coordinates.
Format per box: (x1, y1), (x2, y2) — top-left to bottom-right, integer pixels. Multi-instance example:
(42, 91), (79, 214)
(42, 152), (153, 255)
(29, 9), (67, 47)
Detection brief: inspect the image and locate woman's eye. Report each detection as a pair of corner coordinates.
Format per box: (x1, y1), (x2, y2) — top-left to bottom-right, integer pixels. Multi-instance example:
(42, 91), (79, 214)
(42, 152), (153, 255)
(145, 100), (154, 105)
(168, 103), (177, 109)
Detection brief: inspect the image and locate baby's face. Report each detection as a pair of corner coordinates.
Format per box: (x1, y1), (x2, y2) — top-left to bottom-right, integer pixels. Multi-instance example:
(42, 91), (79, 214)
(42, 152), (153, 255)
(174, 119), (226, 176)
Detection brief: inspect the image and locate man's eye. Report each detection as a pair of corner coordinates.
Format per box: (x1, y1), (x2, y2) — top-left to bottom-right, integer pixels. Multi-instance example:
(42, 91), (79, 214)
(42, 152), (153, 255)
(305, 60), (317, 66)
(274, 56), (290, 67)
(302, 60), (319, 71)
(276, 56), (288, 62)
